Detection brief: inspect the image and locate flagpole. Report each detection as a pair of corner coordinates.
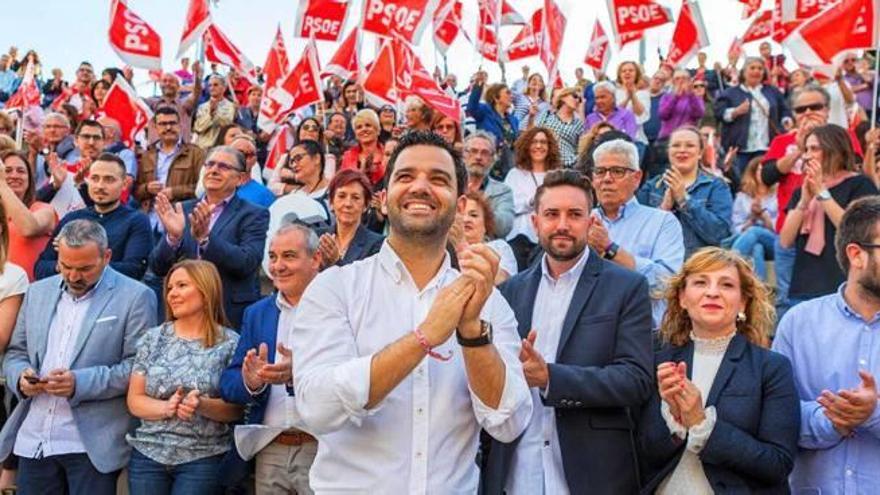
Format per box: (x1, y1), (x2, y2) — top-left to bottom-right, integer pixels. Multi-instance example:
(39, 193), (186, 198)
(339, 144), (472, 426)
(14, 111), (23, 149)
(872, 52), (880, 130)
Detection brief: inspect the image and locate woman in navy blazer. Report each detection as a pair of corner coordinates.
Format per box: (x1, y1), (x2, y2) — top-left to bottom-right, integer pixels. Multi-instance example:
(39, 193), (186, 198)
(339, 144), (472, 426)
(317, 169), (383, 267)
(639, 247), (799, 494)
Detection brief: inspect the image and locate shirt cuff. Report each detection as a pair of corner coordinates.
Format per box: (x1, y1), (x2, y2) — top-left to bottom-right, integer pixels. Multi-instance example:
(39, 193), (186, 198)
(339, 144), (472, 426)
(243, 374), (267, 397)
(331, 354), (379, 424)
(165, 234), (181, 249)
(470, 359), (531, 437)
(686, 406), (717, 454)
(661, 401), (687, 440)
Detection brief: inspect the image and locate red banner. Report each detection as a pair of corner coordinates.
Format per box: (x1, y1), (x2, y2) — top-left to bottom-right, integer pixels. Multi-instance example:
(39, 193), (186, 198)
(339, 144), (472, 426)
(505, 9), (542, 61)
(666, 0), (709, 68)
(785, 0), (879, 66)
(321, 28), (360, 80)
(203, 23), (259, 86)
(108, 0), (162, 70)
(176, 0), (211, 59)
(294, 0), (350, 41)
(361, 0), (437, 44)
(500, 0), (526, 24)
(5, 62), (41, 111)
(740, 0), (762, 18)
(584, 21), (611, 73)
(606, 0), (673, 37)
(433, 0), (464, 55)
(541, 0), (566, 85)
(258, 41), (323, 133)
(263, 24), (290, 91)
(742, 9), (773, 43)
(781, 0), (839, 21)
(97, 77), (153, 148)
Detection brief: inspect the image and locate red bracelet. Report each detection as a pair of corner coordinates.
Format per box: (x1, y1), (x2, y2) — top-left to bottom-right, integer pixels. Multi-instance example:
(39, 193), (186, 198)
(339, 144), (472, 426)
(412, 328), (452, 361)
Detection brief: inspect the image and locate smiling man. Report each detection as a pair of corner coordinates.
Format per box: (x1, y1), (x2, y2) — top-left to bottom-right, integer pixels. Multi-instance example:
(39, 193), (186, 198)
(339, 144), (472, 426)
(34, 153), (151, 281)
(292, 131), (532, 493)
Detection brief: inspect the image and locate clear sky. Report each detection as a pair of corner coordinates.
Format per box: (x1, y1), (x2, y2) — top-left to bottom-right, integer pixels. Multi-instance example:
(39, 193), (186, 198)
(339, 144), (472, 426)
(0, 0), (779, 94)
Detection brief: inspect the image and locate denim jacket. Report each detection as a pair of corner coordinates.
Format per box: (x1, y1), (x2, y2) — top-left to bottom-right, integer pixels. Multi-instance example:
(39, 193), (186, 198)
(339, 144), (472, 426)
(637, 171), (733, 256)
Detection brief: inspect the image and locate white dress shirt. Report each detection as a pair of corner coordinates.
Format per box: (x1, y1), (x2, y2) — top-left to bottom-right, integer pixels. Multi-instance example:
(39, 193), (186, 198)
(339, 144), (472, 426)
(14, 283), (99, 459)
(505, 251), (589, 495)
(292, 241), (532, 494)
(261, 293), (302, 428)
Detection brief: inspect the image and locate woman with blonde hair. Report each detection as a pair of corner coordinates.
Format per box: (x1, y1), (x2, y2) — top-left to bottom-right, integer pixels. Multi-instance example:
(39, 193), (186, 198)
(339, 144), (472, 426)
(639, 247), (799, 494)
(127, 260), (242, 495)
(616, 61), (652, 158)
(340, 108), (385, 187)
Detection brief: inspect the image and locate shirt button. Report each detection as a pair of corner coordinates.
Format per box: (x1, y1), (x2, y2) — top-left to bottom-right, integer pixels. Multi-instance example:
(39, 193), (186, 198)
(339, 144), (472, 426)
(859, 359), (868, 366)
(846, 468), (854, 476)
(543, 440), (550, 447)
(415, 452), (423, 458)
(417, 408), (423, 415)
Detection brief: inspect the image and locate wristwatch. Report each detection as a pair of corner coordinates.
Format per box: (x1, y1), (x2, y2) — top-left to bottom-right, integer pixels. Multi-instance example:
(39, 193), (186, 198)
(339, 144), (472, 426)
(604, 242), (620, 260)
(817, 189), (832, 201)
(456, 320), (493, 347)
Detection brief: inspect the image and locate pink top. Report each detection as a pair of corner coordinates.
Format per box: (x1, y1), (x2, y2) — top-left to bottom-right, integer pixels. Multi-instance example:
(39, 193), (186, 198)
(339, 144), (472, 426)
(8, 202), (56, 281)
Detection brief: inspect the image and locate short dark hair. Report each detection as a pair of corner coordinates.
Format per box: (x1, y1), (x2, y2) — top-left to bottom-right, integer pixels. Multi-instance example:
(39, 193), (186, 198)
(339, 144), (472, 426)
(384, 131), (467, 196)
(534, 169), (594, 211)
(75, 119), (104, 138)
(836, 196), (880, 274)
(329, 169), (373, 206)
(93, 152), (127, 177)
(290, 139), (326, 178)
(154, 106), (180, 121)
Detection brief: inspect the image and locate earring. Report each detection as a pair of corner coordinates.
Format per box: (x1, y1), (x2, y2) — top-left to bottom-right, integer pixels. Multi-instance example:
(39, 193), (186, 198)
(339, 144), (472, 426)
(736, 312), (746, 323)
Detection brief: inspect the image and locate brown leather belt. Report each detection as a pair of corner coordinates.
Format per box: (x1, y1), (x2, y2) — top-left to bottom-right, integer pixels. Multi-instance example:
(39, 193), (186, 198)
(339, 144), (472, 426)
(273, 431), (317, 446)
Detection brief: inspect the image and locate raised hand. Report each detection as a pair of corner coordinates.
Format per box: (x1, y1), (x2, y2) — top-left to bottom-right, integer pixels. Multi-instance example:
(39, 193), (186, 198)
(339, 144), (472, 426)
(587, 212), (611, 254)
(419, 276), (476, 348)
(243, 342), (270, 391)
(673, 372), (706, 428)
(657, 361), (685, 421)
(257, 343), (293, 385)
(457, 243), (500, 328)
(189, 200), (213, 243)
(155, 192), (185, 240)
(519, 330), (548, 388)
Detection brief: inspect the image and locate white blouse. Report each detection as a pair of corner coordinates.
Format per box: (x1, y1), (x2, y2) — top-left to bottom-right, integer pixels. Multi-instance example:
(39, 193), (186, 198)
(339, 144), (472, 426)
(657, 331), (736, 495)
(503, 168), (545, 243)
(0, 262), (27, 300)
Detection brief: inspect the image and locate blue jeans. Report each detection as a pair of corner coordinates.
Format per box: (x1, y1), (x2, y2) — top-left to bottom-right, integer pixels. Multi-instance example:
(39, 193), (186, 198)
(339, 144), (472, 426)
(128, 448), (224, 495)
(773, 237), (797, 318)
(732, 226), (777, 281)
(18, 453), (118, 495)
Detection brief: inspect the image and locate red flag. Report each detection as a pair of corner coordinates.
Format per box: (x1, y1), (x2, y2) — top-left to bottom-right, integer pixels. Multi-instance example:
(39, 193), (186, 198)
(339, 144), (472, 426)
(97, 77), (153, 148)
(176, 0), (211, 59)
(476, 0), (503, 62)
(294, 0), (350, 42)
(606, 0), (673, 39)
(500, 0), (526, 24)
(740, 0), (762, 18)
(263, 24), (290, 91)
(584, 20), (611, 73)
(781, 0), (839, 21)
(321, 28), (361, 80)
(728, 36), (744, 61)
(50, 86), (77, 111)
(772, 0), (804, 43)
(784, 0), (879, 66)
(362, 42), (397, 105)
(203, 23), (259, 86)
(742, 9), (773, 43)
(264, 125), (292, 170)
(541, 0), (566, 85)
(619, 30), (644, 48)
(108, 0), (162, 70)
(5, 61), (41, 111)
(665, 0), (709, 68)
(258, 40), (323, 133)
(361, 0), (438, 44)
(505, 9), (542, 61)
(433, 0), (465, 55)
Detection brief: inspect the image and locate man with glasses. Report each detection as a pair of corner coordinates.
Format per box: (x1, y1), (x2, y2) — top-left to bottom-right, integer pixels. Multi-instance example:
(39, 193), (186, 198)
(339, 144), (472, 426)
(68, 62), (95, 112)
(146, 61), (202, 143)
(149, 145), (269, 327)
(761, 84), (862, 317)
(231, 134), (274, 208)
(193, 75), (236, 149)
(588, 139), (684, 328)
(36, 119), (106, 205)
(34, 153), (151, 281)
(25, 112), (76, 189)
(772, 196), (880, 493)
(463, 131), (514, 238)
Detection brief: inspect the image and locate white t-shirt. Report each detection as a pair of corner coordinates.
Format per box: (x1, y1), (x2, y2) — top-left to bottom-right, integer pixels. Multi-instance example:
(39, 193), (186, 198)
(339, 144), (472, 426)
(488, 239), (519, 278)
(0, 262), (27, 300)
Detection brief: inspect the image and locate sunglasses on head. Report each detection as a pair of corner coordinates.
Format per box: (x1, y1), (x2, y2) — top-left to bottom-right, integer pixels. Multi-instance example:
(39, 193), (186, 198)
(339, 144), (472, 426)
(793, 103), (825, 114)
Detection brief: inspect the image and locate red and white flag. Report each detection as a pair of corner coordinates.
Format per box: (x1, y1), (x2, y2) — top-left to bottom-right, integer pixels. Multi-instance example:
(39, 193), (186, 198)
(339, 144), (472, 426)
(541, 0), (566, 86)
(5, 61), (41, 111)
(476, 0), (504, 62)
(781, 0), (839, 22)
(728, 35), (744, 60)
(108, 0), (162, 70)
(505, 8), (542, 61)
(740, 0), (762, 18)
(258, 40), (323, 133)
(97, 77), (153, 148)
(361, 0), (439, 44)
(264, 125), (292, 171)
(294, 0), (350, 42)
(772, 0), (804, 43)
(742, 9), (773, 42)
(665, 0), (709, 68)
(176, 0), (211, 59)
(500, 0), (526, 24)
(606, 0), (673, 39)
(784, 0), (879, 66)
(584, 20), (611, 73)
(433, 0), (466, 55)
(321, 27), (361, 80)
(619, 30), (644, 48)
(203, 23), (259, 86)
(263, 24), (290, 91)
(50, 86), (77, 111)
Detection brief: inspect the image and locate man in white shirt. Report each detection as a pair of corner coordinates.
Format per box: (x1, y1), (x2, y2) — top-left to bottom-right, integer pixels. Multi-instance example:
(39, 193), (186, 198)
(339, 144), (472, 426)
(292, 131), (532, 493)
(220, 223), (322, 494)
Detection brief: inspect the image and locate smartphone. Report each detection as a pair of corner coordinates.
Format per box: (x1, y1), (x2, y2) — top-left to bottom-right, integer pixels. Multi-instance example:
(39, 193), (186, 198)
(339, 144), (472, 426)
(23, 375), (47, 385)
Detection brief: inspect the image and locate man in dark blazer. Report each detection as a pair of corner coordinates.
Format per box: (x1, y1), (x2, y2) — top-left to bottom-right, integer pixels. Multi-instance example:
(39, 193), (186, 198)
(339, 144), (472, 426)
(482, 169), (654, 495)
(149, 145), (269, 327)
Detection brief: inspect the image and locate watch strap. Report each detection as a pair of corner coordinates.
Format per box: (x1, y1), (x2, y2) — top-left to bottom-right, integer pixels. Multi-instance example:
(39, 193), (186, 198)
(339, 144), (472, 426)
(456, 321), (492, 347)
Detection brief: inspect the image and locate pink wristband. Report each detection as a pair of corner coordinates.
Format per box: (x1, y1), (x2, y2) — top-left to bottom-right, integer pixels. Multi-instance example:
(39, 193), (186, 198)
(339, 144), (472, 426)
(413, 328), (452, 361)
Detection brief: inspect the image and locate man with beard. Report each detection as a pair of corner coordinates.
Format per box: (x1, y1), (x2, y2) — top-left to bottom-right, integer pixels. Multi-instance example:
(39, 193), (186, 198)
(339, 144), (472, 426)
(482, 169), (653, 495)
(35, 119), (106, 204)
(145, 62), (202, 143)
(34, 153), (151, 281)
(464, 131), (514, 238)
(772, 196), (880, 493)
(292, 131), (532, 493)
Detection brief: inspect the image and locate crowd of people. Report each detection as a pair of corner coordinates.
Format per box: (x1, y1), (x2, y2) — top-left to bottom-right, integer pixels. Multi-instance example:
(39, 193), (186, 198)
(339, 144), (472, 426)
(0, 40), (879, 494)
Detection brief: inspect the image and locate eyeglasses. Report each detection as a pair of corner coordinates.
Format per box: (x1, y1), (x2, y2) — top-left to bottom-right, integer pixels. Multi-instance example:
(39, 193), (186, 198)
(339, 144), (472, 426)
(793, 103), (826, 114)
(693, 84), (706, 89)
(856, 242), (880, 250)
(301, 124), (319, 132)
(435, 124), (456, 131)
(78, 133), (103, 141)
(465, 148), (493, 157)
(204, 160), (243, 172)
(592, 166), (635, 179)
(155, 121), (179, 128)
(289, 153), (307, 163)
(531, 139), (549, 146)
(565, 93), (582, 102)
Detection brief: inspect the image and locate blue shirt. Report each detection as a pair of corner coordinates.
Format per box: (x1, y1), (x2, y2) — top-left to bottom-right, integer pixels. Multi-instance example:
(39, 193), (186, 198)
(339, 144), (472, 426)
(237, 180), (275, 209)
(595, 196), (684, 328)
(772, 285), (880, 494)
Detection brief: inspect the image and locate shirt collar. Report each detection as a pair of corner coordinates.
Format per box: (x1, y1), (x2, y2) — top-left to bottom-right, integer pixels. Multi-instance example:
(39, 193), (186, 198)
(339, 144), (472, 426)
(835, 283), (880, 323)
(598, 196), (640, 222)
(540, 248), (590, 284)
(275, 291), (297, 312)
(378, 240), (452, 291)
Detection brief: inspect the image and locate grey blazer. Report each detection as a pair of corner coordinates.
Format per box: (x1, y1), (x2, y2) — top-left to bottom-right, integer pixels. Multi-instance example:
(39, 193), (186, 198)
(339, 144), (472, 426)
(0, 267), (157, 473)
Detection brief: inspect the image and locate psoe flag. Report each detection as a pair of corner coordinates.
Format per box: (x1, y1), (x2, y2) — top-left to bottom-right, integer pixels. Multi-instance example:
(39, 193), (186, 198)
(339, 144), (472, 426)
(665, 0), (709, 68)
(360, 0), (439, 44)
(108, 0), (162, 70)
(784, 0), (880, 67)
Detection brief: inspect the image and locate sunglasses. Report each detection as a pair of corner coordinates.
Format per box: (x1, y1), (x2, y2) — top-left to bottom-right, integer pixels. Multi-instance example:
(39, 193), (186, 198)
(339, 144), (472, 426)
(301, 124), (320, 131)
(204, 160), (243, 172)
(793, 103), (825, 114)
(693, 84), (706, 89)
